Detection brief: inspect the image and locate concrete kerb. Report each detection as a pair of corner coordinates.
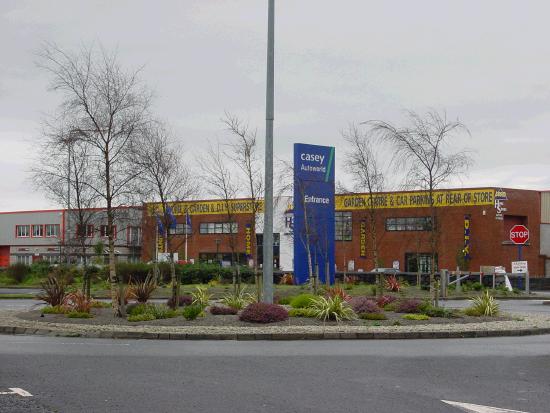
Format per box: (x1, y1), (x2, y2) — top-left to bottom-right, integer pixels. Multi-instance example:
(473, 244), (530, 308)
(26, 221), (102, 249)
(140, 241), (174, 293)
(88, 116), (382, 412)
(2, 320), (550, 341)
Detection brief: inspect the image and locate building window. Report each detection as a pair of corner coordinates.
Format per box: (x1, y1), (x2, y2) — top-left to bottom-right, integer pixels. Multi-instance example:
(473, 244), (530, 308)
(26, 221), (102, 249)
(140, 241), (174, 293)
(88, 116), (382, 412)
(386, 217), (433, 232)
(32, 225), (44, 237)
(168, 223), (192, 235)
(16, 225), (30, 238)
(45, 224), (60, 238)
(76, 224), (94, 238)
(199, 222), (238, 234)
(127, 226), (142, 244)
(16, 255), (32, 265)
(100, 225), (117, 239)
(335, 211), (352, 241)
(405, 253), (438, 273)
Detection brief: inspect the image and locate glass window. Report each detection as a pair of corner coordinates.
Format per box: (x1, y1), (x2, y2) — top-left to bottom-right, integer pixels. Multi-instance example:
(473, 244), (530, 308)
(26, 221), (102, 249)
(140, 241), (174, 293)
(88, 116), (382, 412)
(45, 224), (60, 237)
(16, 225), (30, 237)
(168, 223), (191, 235)
(16, 255), (31, 265)
(386, 217), (433, 231)
(199, 222), (238, 234)
(32, 225), (44, 237)
(128, 226), (142, 243)
(335, 211), (352, 241)
(100, 225), (116, 238)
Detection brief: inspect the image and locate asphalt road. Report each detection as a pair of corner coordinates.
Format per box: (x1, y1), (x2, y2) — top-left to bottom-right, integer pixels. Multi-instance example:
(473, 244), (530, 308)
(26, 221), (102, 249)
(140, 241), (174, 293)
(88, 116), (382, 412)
(1, 335), (550, 413)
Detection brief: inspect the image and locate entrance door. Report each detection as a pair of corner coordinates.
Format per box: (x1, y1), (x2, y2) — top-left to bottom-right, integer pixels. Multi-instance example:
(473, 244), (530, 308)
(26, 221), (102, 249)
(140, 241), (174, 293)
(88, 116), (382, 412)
(0, 246), (9, 268)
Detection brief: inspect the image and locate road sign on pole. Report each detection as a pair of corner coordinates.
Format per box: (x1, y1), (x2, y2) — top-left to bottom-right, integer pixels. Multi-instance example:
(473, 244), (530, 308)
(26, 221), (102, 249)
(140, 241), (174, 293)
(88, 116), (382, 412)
(509, 225), (529, 245)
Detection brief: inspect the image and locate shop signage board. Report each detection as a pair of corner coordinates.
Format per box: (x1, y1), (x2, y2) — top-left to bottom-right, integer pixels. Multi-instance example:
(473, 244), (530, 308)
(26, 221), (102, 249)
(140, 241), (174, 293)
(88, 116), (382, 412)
(293, 143), (335, 285)
(511, 261), (528, 274)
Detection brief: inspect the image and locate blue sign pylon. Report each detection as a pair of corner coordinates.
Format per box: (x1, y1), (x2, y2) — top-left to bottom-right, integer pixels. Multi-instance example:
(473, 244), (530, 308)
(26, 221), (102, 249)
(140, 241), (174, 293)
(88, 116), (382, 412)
(293, 143), (335, 285)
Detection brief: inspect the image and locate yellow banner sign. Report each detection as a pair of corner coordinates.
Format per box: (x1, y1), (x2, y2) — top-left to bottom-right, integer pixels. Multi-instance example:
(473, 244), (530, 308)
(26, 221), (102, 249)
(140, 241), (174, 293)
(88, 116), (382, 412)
(148, 199), (264, 216)
(336, 189), (495, 210)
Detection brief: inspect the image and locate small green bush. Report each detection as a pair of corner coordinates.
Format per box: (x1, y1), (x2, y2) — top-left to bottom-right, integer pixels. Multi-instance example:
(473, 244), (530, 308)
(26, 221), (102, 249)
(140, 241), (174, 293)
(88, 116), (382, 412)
(402, 314), (430, 321)
(359, 312), (387, 320)
(128, 313), (156, 322)
(420, 303), (453, 318)
(42, 305), (67, 314)
(191, 285), (211, 309)
(221, 287), (254, 310)
(309, 296), (356, 322)
(463, 307), (483, 316)
(290, 294), (316, 309)
(126, 303), (149, 316)
(383, 302), (397, 312)
(277, 296), (292, 305)
(471, 281), (483, 291)
(288, 308), (317, 318)
(183, 305), (203, 320)
(147, 305), (178, 319)
(6, 263), (30, 283)
(467, 290), (499, 316)
(67, 311), (92, 318)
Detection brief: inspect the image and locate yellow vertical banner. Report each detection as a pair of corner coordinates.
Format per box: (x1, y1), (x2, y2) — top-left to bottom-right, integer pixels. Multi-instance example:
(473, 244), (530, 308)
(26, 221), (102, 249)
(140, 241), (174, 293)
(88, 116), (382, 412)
(359, 220), (367, 258)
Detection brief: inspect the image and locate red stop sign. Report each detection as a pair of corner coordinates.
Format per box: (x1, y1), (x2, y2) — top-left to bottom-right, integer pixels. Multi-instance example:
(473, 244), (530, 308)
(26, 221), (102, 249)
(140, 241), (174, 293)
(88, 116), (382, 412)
(510, 224), (529, 244)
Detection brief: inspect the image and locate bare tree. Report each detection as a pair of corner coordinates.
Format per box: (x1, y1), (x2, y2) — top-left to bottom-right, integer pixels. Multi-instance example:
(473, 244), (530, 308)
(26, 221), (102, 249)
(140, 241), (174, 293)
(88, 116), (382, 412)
(37, 43), (152, 316)
(343, 123), (386, 297)
(367, 110), (472, 304)
(132, 121), (197, 309)
(275, 159), (317, 291)
(31, 117), (101, 298)
(222, 112), (264, 298)
(198, 142), (241, 292)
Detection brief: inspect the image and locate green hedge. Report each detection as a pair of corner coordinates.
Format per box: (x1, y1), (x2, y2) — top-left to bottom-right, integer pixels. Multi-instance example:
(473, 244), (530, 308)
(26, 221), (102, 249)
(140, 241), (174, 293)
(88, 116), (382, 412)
(99, 262), (256, 285)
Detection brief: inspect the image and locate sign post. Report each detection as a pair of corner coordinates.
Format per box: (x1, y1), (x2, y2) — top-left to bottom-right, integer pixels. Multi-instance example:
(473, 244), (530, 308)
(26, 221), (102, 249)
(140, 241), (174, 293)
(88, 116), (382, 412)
(293, 143), (335, 285)
(509, 225), (529, 291)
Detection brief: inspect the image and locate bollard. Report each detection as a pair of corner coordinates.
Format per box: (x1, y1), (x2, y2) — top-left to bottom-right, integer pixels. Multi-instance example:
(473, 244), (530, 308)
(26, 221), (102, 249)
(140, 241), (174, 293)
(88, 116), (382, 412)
(440, 269), (448, 299)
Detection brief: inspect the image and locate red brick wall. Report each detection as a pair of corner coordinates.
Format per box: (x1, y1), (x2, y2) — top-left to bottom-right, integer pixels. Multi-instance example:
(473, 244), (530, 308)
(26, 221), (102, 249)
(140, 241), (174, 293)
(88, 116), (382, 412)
(141, 211), (256, 263)
(335, 188), (544, 276)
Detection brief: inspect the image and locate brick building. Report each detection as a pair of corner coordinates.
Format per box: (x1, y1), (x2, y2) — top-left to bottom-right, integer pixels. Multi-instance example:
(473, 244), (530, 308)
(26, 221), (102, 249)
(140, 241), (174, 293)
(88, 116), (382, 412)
(333, 187), (544, 275)
(141, 187), (546, 277)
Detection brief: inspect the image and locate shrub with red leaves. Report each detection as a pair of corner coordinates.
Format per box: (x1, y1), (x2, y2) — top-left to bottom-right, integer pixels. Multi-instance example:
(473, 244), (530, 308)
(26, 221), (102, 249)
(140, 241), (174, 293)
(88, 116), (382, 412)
(376, 295), (397, 308)
(63, 291), (92, 313)
(166, 295), (193, 308)
(349, 297), (380, 314)
(239, 302), (289, 323)
(325, 286), (351, 302)
(279, 273), (294, 285)
(385, 275), (401, 292)
(396, 299), (423, 313)
(210, 305), (238, 315)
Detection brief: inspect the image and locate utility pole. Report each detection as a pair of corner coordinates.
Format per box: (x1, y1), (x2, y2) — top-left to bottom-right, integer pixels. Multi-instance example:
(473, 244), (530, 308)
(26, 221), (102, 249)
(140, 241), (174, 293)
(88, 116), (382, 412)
(262, 0), (275, 303)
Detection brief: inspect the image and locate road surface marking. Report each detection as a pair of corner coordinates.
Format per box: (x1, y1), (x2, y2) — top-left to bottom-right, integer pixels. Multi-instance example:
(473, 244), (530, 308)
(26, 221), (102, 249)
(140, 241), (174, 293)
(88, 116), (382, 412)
(0, 388), (33, 397)
(441, 400), (528, 413)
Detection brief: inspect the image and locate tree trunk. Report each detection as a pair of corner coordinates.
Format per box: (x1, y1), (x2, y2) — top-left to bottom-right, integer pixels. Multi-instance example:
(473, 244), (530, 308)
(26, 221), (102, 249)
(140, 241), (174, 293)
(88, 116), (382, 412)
(107, 213), (124, 317)
(169, 253), (178, 310)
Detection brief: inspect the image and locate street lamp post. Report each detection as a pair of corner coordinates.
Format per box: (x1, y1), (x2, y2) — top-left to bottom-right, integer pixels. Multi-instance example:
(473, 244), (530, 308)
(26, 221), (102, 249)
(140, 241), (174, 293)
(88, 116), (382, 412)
(263, 0), (275, 303)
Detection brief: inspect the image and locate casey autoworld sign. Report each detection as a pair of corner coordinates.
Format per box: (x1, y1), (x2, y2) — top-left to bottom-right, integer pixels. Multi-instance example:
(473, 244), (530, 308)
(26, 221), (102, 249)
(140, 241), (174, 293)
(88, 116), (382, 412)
(293, 143), (335, 285)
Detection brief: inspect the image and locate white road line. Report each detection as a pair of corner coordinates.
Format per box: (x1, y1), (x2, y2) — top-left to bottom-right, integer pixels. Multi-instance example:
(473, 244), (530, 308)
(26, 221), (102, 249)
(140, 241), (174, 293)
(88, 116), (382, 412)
(441, 400), (528, 413)
(0, 388), (33, 397)
(3, 341), (130, 346)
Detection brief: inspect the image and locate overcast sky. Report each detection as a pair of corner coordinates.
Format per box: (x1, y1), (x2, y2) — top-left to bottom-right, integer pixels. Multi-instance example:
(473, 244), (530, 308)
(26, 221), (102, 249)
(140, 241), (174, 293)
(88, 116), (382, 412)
(1, 0), (549, 211)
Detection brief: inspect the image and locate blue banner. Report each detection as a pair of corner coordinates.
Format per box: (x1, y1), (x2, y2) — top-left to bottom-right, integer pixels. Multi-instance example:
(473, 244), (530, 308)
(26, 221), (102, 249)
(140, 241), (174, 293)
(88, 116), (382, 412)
(293, 143), (335, 285)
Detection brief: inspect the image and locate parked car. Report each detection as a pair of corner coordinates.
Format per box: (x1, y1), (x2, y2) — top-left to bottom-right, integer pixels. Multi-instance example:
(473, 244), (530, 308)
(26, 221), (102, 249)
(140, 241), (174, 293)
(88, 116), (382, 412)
(369, 268), (398, 274)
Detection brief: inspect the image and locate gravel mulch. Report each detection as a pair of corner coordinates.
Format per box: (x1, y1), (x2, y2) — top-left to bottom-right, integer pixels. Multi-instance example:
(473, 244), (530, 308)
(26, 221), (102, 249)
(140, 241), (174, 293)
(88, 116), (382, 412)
(16, 307), (513, 328)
